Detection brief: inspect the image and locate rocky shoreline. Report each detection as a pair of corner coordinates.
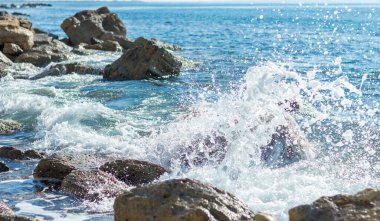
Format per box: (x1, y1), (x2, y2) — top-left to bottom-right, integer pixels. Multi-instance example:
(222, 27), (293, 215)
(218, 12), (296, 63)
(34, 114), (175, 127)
(0, 4), (378, 221)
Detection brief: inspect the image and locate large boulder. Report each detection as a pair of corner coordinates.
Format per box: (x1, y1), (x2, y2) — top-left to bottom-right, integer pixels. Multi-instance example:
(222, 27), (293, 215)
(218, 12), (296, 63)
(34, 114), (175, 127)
(15, 39), (72, 67)
(61, 7), (126, 46)
(0, 119), (22, 134)
(289, 188), (380, 221)
(61, 169), (127, 201)
(0, 11), (33, 51)
(33, 156), (75, 183)
(100, 159), (166, 186)
(114, 178), (255, 221)
(104, 37), (182, 80)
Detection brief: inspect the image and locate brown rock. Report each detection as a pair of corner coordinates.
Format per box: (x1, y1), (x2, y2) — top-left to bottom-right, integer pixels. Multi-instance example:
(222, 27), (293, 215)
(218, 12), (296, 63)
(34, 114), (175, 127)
(253, 212), (278, 221)
(61, 169), (127, 201)
(104, 37), (182, 80)
(0, 12), (34, 50)
(0, 146), (23, 160)
(15, 39), (72, 67)
(114, 178), (255, 221)
(23, 150), (44, 159)
(289, 188), (380, 221)
(83, 40), (121, 51)
(61, 7), (126, 45)
(100, 159), (166, 186)
(33, 156), (75, 182)
(0, 161), (9, 172)
(3, 43), (23, 55)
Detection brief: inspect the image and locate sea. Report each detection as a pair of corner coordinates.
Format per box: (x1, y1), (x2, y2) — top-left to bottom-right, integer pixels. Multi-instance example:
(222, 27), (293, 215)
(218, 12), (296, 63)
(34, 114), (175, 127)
(0, 1), (379, 220)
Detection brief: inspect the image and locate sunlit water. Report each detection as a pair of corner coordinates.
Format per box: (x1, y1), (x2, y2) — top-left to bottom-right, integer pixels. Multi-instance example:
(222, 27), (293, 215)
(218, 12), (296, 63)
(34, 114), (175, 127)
(0, 2), (379, 220)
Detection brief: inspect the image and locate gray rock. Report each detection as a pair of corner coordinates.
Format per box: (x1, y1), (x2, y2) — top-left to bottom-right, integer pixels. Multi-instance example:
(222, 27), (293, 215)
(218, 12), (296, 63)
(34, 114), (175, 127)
(289, 188), (380, 221)
(114, 178), (255, 221)
(100, 159), (166, 186)
(0, 161), (9, 172)
(15, 39), (72, 67)
(0, 119), (22, 134)
(3, 43), (23, 55)
(61, 7), (126, 45)
(61, 169), (127, 201)
(0, 12), (34, 50)
(104, 37), (182, 80)
(33, 156), (76, 183)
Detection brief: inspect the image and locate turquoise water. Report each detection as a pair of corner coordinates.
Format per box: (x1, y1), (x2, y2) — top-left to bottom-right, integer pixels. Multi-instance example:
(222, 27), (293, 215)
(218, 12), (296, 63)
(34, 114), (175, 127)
(0, 2), (379, 220)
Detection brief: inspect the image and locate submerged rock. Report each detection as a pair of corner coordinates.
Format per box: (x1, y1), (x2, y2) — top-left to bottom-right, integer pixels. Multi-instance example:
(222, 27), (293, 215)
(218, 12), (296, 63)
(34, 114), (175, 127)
(114, 178), (255, 221)
(0, 161), (9, 172)
(61, 7), (126, 46)
(33, 156), (75, 183)
(104, 37), (182, 80)
(0, 11), (34, 51)
(0, 119), (22, 134)
(100, 159), (166, 186)
(289, 188), (380, 221)
(61, 169), (127, 201)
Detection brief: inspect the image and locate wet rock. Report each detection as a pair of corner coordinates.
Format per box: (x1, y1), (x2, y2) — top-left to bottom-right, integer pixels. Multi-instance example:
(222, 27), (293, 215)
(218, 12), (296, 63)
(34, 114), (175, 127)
(3, 43), (23, 55)
(289, 188), (380, 221)
(0, 147), (23, 160)
(253, 212), (278, 221)
(33, 156), (75, 183)
(114, 178), (255, 221)
(12, 12), (30, 17)
(15, 39), (72, 67)
(61, 7), (126, 46)
(83, 40), (121, 51)
(61, 169), (127, 201)
(104, 37), (182, 80)
(0, 51), (12, 65)
(0, 161), (9, 172)
(0, 12), (34, 50)
(100, 159), (166, 186)
(30, 62), (104, 80)
(150, 38), (181, 51)
(0, 202), (39, 221)
(0, 146), (42, 160)
(20, 3), (52, 8)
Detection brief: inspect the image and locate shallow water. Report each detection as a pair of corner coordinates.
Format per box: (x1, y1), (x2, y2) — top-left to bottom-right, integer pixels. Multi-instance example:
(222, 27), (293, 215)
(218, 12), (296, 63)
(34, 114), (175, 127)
(0, 1), (379, 220)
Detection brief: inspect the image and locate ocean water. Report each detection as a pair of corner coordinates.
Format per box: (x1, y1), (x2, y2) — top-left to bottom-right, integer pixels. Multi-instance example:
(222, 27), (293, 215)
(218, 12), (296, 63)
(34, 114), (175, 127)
(0, 1), (379, 220)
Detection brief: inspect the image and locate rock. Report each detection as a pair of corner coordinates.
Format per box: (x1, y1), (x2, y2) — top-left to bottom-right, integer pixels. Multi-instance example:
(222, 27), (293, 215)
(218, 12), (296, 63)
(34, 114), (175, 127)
(0, 161), (9, 172)
(61, 169), (127, 201)
(61, 7), (126, 46)
(253, 212), (278, 221)
(289, 188), (380, 221)
(23, 150), (44, 159)
(0, 12), (34, 50)
(15, 39), (72, 67)
(0, 51), (12, 64)
(104, 37), (182, 80)
(3, 43), (23, 55)
(33, 28), (59, 40)
(0, 146), (42, 160)
(33, 156), (75, 183)
(83, 40), (121, 51)
(12, 12), (30, 17)
(30, 62), (104, 80)
(150, 38), (181, 51)
(0, 202), (39, 221)
(0, 147), (23, 160)
(114, 178), (255, 221)
(0, 203), (14, 216)
(100, 159), (166, 186)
